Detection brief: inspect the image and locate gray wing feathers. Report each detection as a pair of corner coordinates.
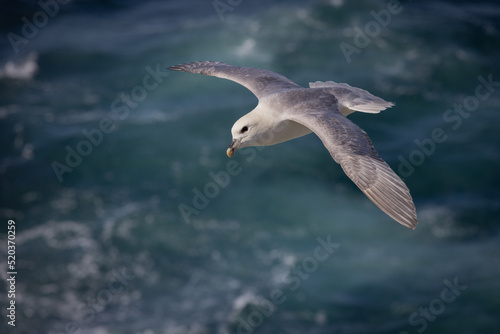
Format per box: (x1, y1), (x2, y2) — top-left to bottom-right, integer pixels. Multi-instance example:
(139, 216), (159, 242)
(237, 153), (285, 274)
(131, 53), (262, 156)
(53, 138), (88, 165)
(309, 81), (394, 116)
(168, 61), (301, 99)
(288, 108), (417, 229)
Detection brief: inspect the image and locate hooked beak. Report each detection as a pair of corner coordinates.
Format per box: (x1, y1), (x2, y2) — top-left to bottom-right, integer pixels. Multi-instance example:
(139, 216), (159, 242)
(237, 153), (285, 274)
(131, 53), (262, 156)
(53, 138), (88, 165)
(226, 139), (241, 157)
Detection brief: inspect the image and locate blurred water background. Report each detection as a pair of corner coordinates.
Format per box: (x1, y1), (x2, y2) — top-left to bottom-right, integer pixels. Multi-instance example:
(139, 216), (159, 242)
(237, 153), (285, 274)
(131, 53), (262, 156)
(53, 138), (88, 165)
(0, 0), (499, 333)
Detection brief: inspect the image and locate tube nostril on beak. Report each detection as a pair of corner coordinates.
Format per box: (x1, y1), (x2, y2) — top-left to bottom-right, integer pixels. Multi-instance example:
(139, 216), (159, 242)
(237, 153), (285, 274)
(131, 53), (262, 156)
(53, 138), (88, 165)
(227, 139), (238, 157)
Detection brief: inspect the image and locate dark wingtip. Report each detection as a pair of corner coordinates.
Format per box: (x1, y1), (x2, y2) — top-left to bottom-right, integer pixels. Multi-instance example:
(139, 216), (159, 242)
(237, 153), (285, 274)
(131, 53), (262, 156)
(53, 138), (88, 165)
(167, 61), (228, 73)
(402, 215), (418, 230)
(408, 220), (418, 230)
(167, 61), (206, 71)
(167, 65), (183, 71)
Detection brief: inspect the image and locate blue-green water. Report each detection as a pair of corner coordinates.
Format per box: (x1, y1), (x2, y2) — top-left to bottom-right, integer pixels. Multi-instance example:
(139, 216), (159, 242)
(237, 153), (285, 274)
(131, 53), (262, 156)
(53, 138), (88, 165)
(1, 0), (499, 333)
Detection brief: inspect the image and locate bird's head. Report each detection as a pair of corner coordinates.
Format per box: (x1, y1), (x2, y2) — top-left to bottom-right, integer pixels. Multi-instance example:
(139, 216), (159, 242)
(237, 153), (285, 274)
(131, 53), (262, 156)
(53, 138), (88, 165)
(227, 113), (264, 157)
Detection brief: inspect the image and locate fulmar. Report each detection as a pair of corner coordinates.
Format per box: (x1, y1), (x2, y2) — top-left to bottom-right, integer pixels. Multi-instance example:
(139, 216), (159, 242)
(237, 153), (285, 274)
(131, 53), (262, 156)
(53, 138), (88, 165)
(168, 61), (417, 229)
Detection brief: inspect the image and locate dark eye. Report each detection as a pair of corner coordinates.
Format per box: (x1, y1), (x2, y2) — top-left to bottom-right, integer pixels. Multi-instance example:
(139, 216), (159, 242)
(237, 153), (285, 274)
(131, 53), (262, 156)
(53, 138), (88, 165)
(241, 126), (248, 133)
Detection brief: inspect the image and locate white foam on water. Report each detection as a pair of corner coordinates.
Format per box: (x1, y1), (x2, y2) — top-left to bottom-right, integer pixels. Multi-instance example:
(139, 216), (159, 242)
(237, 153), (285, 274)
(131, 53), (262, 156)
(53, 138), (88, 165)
(0, 52), (38, 80)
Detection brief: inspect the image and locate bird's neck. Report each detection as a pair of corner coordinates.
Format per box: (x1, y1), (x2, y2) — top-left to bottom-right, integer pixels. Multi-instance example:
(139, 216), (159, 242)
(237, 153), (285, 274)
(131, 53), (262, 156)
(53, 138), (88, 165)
(252, 105), (312, 146)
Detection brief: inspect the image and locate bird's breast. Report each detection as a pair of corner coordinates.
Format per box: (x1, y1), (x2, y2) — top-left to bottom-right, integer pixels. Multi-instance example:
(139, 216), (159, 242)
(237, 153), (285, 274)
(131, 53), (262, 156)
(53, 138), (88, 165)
(260, 119), (312, 146)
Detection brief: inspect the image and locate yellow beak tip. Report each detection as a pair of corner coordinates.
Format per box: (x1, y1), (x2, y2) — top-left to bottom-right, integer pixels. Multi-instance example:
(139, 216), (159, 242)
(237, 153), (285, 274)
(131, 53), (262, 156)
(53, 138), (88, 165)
(226, 148), (234, 158)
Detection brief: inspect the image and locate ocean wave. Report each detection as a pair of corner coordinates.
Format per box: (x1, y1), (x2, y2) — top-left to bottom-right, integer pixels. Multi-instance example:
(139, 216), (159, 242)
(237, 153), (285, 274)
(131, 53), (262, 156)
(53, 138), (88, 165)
(0, 52), (38, 80)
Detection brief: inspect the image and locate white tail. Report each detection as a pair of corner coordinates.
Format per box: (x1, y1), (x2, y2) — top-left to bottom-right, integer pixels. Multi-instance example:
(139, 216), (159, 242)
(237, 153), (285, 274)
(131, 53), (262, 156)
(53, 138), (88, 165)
(309, 81), (394, 116)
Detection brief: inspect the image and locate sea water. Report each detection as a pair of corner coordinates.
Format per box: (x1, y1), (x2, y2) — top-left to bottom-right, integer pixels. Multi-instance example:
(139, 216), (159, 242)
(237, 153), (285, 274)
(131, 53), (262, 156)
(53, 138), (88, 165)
(0, 0), (499, 333)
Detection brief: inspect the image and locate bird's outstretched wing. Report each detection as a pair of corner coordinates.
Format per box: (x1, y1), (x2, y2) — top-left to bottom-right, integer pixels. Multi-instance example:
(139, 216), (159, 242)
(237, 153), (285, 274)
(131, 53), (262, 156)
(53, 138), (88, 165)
(286, 96), (417, 229)
(168, 61), (301, 99)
